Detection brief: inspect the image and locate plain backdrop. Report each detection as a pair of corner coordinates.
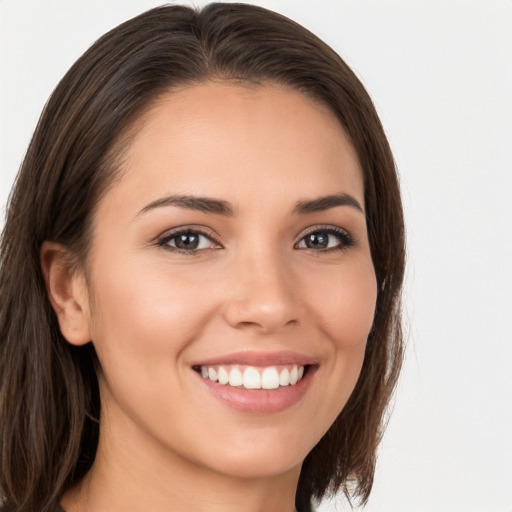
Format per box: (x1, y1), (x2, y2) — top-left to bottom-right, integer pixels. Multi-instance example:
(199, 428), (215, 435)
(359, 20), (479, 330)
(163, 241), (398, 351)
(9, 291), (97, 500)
(1, 1), (511, 511)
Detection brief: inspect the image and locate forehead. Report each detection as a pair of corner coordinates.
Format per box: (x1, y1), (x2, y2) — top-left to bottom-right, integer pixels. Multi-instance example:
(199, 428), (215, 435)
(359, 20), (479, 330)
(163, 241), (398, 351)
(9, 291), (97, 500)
(105, 82), (364, 211)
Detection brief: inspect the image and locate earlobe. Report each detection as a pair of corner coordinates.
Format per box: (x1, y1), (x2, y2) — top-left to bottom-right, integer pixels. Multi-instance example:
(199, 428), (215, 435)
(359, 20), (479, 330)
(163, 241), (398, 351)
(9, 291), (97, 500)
(40, 241), (92, 346)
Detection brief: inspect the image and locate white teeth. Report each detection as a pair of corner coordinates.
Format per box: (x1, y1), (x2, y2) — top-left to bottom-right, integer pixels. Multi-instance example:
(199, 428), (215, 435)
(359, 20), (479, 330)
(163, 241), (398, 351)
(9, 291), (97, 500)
(218, 366), (229, 385)
(228, 367), (243, 386)
(261, 367), (280, 389)
(199, 364), (306, 390)
(289, 365), (298, 385)
(243, 367), (261, 389)
(279, 368), (290, 386)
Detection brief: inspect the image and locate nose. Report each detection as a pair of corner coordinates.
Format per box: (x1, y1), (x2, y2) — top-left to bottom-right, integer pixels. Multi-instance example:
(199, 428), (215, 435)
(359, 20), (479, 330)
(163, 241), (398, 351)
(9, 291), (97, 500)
(222, 252), (300, 334)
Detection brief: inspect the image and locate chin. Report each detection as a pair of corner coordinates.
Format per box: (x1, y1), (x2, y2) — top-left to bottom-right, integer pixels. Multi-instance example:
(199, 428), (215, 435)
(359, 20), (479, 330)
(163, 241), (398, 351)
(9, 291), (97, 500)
(187, 422), (320, 480)
(207, 448), (305, 480)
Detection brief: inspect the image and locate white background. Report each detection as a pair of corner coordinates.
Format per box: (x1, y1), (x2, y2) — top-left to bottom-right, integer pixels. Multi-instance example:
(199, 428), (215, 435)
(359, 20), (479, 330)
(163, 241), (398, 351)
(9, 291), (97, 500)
(1, 1), (511, 511)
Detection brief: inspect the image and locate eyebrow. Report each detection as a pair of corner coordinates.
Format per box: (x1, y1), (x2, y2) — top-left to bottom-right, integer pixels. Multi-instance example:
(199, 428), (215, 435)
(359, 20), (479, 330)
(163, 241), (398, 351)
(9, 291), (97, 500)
(293, 193), (364, 215)
(138, 195), (234, 216)
(137, 192), (364, 217)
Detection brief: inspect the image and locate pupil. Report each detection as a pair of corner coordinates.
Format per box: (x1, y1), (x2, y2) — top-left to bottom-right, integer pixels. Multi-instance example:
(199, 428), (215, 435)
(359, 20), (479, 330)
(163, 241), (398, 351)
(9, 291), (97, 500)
(176, 233), (199, 249)
(307, 233), (328, 248)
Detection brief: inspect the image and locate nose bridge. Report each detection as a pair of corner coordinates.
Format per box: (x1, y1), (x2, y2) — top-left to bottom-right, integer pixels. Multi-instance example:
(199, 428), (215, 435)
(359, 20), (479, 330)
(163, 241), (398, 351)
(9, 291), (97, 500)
(223, 243), (299, 333)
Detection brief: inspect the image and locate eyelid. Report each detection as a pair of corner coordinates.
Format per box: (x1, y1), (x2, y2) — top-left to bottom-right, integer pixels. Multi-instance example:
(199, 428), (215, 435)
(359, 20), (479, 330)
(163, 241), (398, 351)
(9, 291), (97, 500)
(154, 224), (356, 253)
(156, 225), (222, 250)
(295, 224), (357, 251)
(298, 224), (351, 238)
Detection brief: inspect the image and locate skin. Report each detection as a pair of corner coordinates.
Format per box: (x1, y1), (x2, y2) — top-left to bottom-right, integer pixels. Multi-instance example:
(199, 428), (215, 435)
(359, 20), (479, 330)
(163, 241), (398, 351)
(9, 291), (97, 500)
(43, 82), (377, 512)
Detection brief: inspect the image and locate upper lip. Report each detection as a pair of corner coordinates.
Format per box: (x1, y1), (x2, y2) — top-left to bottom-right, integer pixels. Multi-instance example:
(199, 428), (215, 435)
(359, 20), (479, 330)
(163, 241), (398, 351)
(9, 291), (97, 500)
(191, 350), (317, 367)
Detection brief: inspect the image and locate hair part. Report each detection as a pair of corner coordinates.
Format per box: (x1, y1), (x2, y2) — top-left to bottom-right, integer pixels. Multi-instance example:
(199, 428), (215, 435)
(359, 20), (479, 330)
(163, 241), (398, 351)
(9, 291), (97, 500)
(0, 4), (405, 512)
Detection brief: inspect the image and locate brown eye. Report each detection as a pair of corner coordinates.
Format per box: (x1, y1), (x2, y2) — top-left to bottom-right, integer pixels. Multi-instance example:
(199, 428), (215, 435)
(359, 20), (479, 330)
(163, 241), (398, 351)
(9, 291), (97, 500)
(159, 230), (219, 252)
(296, 228), (355, 251)
(174, 232), (200, 250)
(303, 232), (330, 249)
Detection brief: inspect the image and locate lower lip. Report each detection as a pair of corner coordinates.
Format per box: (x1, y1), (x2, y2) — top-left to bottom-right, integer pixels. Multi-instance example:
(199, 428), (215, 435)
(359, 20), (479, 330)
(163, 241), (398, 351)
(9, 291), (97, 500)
(195, 366), (317, 414)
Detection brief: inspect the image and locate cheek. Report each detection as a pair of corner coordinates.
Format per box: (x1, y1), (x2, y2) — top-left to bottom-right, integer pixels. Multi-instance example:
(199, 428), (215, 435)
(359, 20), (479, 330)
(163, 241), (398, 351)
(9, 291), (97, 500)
(307, 257), (376, 385)
(294, 258), (377, 438)
(305, 260), (377, 349)
(86, 258), (222, 433)
(88, 258), (219, 368)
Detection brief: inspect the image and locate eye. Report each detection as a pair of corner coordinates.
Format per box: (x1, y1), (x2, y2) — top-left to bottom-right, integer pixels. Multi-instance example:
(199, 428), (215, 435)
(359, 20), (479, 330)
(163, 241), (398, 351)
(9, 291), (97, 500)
(296, 227), (355, 251)
(158, 229), (220, 253)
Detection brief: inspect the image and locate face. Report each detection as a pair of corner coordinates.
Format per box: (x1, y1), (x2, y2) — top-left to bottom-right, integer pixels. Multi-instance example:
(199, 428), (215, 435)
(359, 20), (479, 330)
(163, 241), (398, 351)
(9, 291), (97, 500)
(80, 82), (377, 480)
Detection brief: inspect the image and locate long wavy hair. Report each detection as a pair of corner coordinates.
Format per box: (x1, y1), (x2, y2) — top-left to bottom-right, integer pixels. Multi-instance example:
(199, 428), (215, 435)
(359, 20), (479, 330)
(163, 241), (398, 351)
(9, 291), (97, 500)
(0, 4), (405, 512)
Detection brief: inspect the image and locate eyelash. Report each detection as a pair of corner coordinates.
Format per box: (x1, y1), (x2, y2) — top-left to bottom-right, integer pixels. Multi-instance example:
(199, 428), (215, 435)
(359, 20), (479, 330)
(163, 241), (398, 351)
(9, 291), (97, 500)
(157, 225), (356, 255)
(295, 226), (356, 253)
(157, 227), (221, 255)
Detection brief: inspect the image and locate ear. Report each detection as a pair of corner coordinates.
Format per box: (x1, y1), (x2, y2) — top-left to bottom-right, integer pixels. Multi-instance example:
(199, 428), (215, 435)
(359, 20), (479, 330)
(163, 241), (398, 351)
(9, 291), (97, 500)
(40, 241), (92, 346)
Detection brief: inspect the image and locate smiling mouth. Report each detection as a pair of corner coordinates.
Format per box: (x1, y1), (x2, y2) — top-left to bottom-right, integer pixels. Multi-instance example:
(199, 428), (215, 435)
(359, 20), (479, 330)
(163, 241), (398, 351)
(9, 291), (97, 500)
(193, 364), (311, 390)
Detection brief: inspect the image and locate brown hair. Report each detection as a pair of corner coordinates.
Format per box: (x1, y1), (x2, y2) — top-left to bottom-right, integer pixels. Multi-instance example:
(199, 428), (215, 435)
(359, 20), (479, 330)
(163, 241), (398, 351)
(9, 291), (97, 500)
(0, 4), (405, 512)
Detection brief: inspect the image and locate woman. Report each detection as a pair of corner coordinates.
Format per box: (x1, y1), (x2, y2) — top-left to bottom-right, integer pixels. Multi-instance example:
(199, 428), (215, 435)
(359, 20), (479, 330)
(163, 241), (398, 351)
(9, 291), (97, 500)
(0, 3), (405, 512)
